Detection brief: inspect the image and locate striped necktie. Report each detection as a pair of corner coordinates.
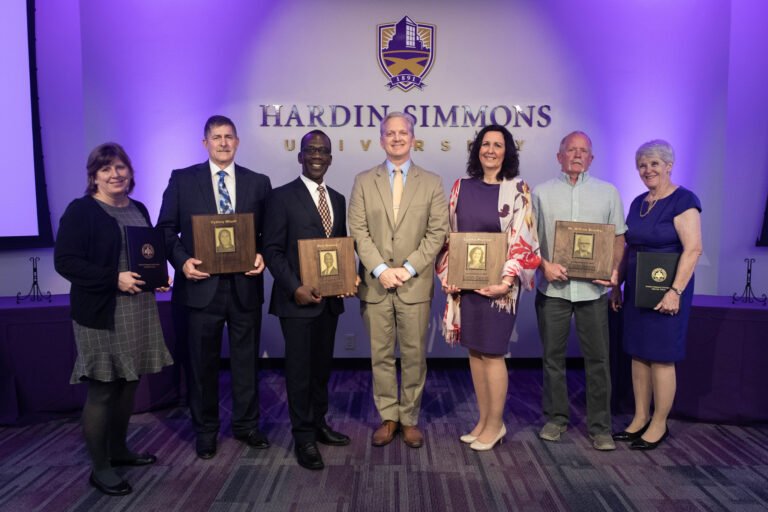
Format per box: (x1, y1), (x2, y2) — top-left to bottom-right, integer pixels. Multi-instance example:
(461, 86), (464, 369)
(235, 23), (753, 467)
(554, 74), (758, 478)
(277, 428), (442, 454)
(317, 185), (332, 237)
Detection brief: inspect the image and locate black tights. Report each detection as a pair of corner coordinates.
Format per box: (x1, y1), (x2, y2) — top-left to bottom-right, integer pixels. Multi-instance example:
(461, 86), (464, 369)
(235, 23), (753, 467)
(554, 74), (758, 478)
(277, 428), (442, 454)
(82, 379), (138, 482)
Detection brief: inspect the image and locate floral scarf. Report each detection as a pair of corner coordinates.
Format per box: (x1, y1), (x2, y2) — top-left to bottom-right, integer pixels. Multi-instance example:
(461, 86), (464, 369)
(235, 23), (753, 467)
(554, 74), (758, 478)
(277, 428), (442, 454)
(435, 177), (541, 345)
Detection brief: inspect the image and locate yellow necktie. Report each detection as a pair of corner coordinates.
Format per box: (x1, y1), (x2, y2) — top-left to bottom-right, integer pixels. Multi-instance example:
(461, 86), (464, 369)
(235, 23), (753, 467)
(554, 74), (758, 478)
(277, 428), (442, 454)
(392, 168), (403, 223)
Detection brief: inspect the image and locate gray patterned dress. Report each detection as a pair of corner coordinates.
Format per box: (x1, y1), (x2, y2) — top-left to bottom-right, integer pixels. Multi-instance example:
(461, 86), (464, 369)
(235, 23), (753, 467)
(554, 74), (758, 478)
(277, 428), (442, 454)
(70, 200), (173, 383)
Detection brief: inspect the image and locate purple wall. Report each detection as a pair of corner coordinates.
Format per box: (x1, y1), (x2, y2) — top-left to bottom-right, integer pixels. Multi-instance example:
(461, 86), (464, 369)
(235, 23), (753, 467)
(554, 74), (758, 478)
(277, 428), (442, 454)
(3, 0), (766, 357)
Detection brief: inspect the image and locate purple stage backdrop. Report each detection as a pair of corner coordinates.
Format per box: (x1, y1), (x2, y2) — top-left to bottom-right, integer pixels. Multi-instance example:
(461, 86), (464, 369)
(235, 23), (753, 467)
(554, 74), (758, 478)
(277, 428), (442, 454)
(1, 0), (766, 358)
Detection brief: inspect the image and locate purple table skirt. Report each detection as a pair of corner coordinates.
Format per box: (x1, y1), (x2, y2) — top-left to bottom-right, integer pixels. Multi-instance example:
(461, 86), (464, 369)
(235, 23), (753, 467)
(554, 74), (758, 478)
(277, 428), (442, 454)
(611, 295), (768, 424)
(0, 292), (182, 425)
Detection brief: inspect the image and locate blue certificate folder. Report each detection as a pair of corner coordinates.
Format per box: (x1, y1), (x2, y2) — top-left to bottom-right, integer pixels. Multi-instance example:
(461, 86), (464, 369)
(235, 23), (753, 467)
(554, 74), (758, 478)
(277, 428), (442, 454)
(125, 226), (169, 291)
(635, 252), (681, 308)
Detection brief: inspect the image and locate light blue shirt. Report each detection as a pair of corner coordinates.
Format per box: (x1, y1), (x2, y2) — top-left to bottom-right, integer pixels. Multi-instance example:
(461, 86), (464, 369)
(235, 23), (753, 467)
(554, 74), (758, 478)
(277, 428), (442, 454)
(386, 159), (411, 187)
(532, 172), (627, 302)
(372, 159), (417, 278)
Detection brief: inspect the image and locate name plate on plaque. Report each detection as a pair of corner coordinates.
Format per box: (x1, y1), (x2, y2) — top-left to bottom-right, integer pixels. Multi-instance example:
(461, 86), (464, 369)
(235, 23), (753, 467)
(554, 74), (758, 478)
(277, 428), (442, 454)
(552, 221), (615, 281)
(635, 252), (680, 308)
(298, 237), (357, 297)
(191, 213), (256, 274)
(125, 226), (169, 291)
(447, 232), (507, 290)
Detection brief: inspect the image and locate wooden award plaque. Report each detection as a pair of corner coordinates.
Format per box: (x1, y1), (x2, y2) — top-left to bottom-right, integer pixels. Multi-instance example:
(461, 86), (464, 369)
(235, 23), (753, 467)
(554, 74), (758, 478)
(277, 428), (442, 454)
(298, 237), (357, 297)
(191, 213), (256, 274)
(447, 232), (507, 290)
(552, 221), (615, 281)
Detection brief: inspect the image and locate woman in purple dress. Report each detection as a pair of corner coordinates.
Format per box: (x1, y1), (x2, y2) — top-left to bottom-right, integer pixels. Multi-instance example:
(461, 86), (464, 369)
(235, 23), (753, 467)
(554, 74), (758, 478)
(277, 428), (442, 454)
(436, 125), (540, 451)
(611, 140), (702, 450)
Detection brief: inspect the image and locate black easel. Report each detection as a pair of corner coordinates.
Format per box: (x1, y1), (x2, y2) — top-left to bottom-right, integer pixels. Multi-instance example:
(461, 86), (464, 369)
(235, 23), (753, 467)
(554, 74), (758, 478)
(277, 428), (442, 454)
(16, 257), (52, 304)
(732, 258), (767, 305)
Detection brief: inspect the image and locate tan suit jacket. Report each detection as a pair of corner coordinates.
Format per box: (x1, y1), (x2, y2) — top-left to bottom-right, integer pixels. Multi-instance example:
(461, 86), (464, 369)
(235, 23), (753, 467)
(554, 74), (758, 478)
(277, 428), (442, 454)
(348, 163), (449, 304)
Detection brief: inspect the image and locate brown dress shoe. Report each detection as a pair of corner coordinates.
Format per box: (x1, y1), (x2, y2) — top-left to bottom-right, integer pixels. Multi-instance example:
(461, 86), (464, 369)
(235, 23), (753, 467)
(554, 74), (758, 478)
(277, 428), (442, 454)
(372, 420), (399, 446)
(401, 425), (424, 448)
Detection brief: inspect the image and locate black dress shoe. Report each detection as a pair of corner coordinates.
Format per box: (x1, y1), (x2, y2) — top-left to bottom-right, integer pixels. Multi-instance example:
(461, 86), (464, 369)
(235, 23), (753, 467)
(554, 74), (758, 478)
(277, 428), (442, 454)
(89, 472), (132, 496)
(316, 425), (351, 446)
(295, 442), (324, 470)
(196, 437), (217, 459)
(612, 421), (651, 442)
(630, 427), (669, 450)
(111, 453), (158, 467)
(235, 429), (270, 449)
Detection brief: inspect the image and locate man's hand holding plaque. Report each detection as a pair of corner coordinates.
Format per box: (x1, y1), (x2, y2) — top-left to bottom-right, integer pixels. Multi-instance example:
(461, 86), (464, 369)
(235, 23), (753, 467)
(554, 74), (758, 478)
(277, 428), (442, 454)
(552, 221), (615, 281)
(298, 237), (356, 297)
(191, 213), (257, 275)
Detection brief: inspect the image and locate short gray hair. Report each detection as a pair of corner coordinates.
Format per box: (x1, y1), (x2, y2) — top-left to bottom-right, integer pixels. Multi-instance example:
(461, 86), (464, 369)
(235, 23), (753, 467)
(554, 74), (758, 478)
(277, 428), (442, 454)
(635, 139), (675, 166)
(558, 131), (593, 153)
(380, 111), (416, 137)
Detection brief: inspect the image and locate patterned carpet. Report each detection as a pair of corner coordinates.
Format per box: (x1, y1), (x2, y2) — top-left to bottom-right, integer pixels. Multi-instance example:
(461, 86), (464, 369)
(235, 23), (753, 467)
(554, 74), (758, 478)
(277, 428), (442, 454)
(1, 364), (767, 512)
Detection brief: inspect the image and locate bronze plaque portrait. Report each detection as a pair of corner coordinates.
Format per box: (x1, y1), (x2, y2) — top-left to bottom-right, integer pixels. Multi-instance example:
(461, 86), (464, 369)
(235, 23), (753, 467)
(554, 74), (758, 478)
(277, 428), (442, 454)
(447, 232), (507, 290)
(214, 226), (236, 253)
(298, 237), (356, 296)
(319, 250), (339, 277)
(466, 244), (487, 270)
(192, 213), (256, 274)
(572, 233), (594, 259)
(552, 221), (614, 280)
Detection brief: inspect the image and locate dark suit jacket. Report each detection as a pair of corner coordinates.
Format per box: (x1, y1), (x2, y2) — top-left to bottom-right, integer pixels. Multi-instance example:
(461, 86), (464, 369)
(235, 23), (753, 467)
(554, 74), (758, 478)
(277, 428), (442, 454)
(157, 161), (272, 310)
(262, 177), (346, 318)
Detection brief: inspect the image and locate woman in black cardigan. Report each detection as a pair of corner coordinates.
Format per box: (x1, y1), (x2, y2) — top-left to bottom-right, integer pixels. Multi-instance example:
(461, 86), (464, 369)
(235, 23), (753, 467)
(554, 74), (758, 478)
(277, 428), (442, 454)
(54, 143), (172, 496)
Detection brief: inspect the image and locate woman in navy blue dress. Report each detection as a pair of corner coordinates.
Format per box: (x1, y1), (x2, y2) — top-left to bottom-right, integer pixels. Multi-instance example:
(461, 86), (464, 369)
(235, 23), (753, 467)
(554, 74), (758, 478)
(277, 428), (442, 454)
(611, 140), (702, 450)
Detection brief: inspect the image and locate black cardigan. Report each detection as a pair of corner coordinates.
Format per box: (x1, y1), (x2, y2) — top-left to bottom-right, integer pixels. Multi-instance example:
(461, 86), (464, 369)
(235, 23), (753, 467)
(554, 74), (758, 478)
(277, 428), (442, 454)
(54, 195), (152, 329)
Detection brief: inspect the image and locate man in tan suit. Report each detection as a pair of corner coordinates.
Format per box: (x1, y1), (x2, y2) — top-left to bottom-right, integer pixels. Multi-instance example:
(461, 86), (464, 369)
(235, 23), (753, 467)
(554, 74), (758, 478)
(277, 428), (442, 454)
(348, 112), (449, 448)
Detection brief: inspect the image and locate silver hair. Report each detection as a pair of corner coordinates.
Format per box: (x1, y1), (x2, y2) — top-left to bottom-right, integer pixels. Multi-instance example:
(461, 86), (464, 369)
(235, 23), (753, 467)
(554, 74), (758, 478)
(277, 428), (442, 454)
(380, 111), (416, 137)
(558, 131), (593, 153)
(635, 139), (675, 166)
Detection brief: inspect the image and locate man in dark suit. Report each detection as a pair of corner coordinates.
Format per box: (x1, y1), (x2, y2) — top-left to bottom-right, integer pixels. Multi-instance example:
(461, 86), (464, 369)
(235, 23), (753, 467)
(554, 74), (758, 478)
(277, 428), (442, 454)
(157, 115), (271, 459)
(262, 130), (352, 470)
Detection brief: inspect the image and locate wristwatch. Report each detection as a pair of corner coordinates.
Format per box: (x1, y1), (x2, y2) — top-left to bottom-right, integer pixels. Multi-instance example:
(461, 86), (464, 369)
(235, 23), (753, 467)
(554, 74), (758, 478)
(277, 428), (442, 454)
(670, 286), (683, 296)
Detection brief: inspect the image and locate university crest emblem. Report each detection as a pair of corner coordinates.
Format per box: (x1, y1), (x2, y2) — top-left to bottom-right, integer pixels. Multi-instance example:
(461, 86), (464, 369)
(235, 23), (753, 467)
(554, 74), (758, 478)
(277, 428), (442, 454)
(651, 267), (667, 283)
(141, 243), (155, 259)
(377, 16), (436, 92)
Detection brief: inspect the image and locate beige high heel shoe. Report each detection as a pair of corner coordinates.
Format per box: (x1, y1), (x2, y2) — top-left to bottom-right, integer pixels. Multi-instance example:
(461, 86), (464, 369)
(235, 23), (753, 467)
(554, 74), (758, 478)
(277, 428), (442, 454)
(470, 425), (507, 451)
(459, 433), (478, 444)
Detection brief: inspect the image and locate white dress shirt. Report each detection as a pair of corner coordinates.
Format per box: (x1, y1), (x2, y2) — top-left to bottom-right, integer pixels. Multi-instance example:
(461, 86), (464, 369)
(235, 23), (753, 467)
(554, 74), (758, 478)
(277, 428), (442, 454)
(299, 174), (334, 226)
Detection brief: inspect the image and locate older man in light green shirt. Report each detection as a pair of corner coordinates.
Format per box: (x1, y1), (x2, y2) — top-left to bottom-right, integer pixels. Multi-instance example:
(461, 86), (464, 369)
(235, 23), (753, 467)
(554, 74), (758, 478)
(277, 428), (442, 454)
(532, 131), (626, 451)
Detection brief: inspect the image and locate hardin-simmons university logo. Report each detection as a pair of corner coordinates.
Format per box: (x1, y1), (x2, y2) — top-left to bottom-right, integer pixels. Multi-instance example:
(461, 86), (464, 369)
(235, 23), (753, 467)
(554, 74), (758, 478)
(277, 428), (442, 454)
(377, 16), (436, 92)
(651, 267), (668, 283)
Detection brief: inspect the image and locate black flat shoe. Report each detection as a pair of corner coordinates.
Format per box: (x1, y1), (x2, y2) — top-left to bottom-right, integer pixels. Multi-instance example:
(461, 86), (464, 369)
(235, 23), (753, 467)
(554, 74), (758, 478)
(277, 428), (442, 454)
(316, 425), (351, 446)
(89, 472), (132, 496)
(630, 427), (669, 450)
(295, 442), (324, 470)
(111, 453), (157, 467)
(612, 421), (651, 442)
(235, 428), (270, 449)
